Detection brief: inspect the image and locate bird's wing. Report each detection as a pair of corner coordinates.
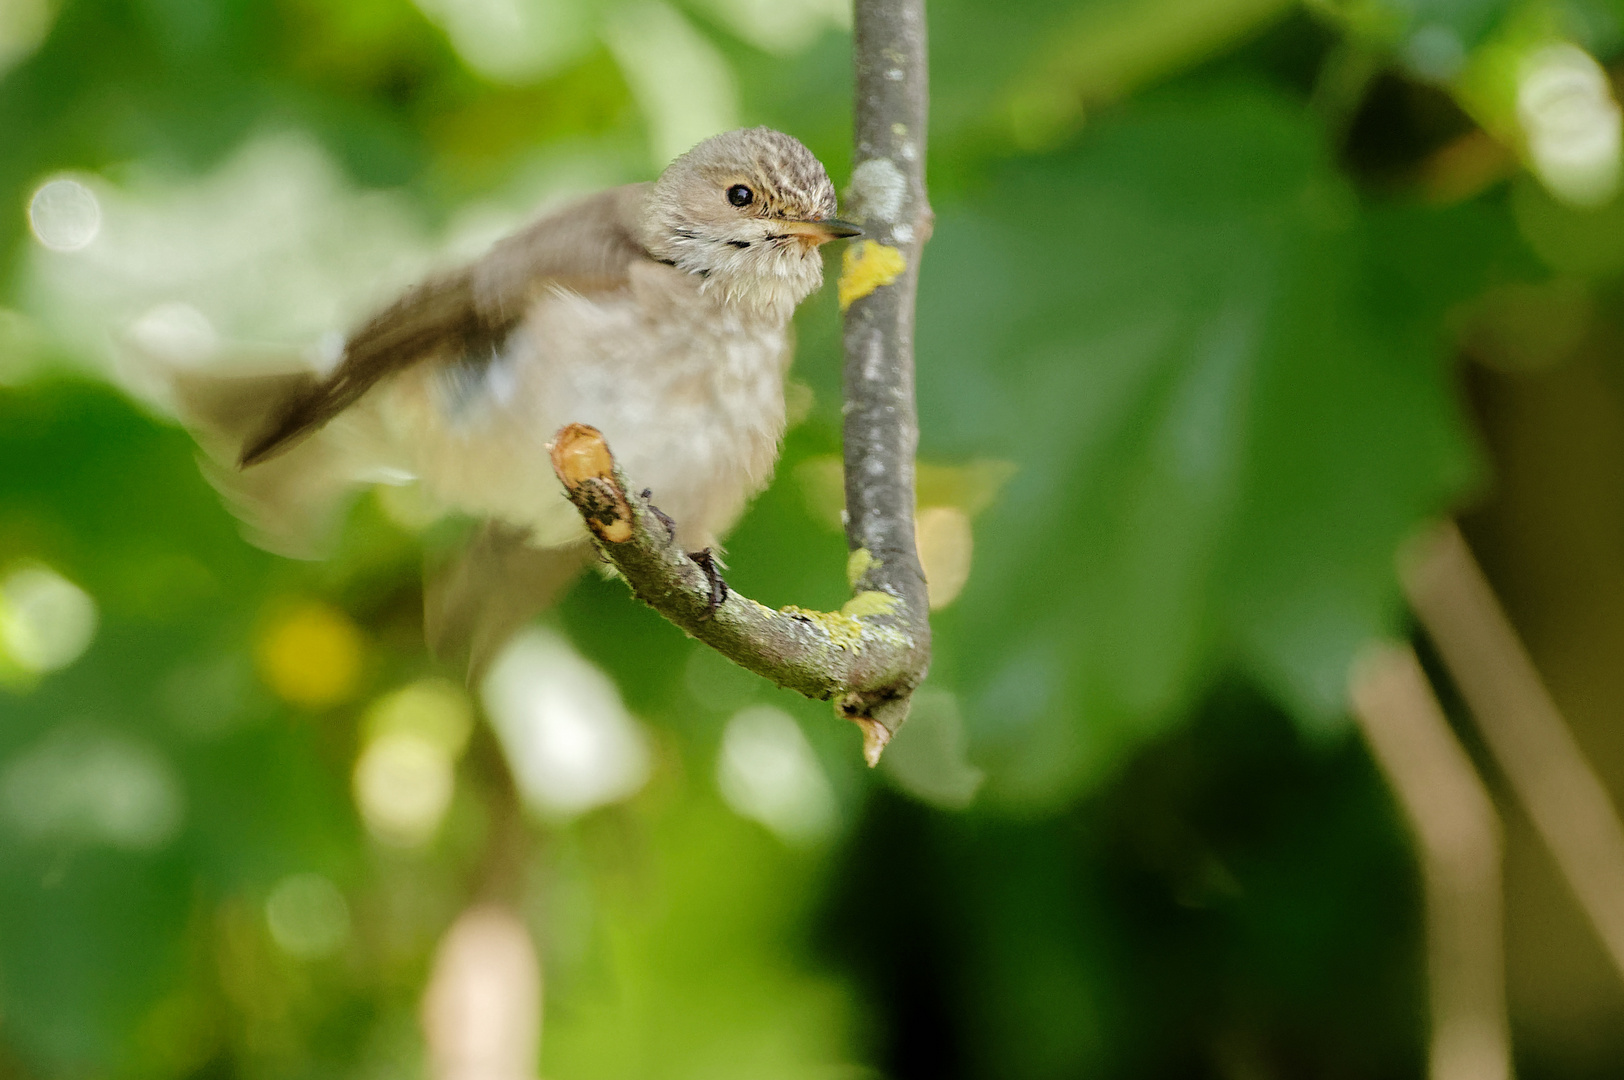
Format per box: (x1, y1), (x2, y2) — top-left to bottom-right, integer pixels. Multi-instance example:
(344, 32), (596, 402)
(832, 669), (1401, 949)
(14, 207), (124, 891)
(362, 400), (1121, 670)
(239, 182), (654, 467)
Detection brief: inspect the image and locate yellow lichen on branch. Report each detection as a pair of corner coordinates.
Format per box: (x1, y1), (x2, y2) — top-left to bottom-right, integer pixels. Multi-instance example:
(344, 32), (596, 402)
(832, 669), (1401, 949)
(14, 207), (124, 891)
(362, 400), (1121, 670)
(780, 606), (867, 652)
(838, 240), (907, 310)
(846, 547), (878, 587)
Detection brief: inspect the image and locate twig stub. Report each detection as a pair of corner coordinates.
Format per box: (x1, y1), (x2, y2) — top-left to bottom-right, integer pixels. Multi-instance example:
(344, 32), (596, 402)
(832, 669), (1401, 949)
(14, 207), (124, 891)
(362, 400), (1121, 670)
(550, 423), (632, 544)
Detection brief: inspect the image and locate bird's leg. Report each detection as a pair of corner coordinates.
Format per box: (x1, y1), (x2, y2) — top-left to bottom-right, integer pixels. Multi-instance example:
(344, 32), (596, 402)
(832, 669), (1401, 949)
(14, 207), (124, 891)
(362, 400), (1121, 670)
(688, 548), (728, 618)
(632, 489), (726, 617)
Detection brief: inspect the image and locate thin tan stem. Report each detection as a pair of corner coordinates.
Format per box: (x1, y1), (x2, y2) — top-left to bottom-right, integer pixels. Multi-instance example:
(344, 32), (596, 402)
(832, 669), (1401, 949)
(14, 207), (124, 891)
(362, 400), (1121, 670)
(1350, 643), (1510, 1080)
(1406, 521), (1624, 982)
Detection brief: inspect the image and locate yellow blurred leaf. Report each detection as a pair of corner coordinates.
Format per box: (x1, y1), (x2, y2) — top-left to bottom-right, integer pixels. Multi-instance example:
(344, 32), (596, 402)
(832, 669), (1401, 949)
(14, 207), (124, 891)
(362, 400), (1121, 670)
(256, 600), (364, 708)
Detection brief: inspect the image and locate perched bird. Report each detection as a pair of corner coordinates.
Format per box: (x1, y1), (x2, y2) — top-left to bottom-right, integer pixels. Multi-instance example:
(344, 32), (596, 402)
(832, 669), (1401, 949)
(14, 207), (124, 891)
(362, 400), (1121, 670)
(169, 127), (859, 669)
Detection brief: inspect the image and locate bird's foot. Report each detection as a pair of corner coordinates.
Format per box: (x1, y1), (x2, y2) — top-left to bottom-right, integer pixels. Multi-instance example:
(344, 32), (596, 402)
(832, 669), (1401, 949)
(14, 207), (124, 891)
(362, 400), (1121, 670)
(689, 548), (728, 619)
(640, 489), (677, 542)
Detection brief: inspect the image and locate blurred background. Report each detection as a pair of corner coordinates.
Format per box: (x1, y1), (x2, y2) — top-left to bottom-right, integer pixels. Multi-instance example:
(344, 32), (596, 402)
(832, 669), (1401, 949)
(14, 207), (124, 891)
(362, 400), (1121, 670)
(6, 0), (1624, 1076)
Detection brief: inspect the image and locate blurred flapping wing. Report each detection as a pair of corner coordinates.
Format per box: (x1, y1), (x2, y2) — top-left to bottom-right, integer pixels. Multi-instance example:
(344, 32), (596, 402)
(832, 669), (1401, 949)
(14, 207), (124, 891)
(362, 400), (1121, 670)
(238, 183), (654, 467)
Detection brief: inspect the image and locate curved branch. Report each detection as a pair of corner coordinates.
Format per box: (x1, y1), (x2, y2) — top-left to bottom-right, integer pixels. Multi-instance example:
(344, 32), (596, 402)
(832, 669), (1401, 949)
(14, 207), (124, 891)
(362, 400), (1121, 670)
(551, 424), (923, 765)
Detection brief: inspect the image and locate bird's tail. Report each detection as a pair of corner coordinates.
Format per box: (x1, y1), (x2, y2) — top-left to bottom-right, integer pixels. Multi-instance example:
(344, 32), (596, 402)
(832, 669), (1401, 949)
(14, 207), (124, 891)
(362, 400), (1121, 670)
(144, 348), (589, 671)
(425, 523), (593, 681)
(164, 361), (363, 560)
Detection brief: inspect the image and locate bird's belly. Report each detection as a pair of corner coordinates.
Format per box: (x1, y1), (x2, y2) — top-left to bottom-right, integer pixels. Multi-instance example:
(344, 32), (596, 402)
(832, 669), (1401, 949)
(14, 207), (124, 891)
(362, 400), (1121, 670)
(386, 293), (790, 552)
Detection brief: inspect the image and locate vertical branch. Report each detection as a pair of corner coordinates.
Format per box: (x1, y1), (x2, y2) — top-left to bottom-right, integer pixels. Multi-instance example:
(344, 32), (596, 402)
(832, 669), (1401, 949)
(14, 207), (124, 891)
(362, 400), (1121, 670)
(1350, 644), (1510, 1080)
(840, 0), (934, 742)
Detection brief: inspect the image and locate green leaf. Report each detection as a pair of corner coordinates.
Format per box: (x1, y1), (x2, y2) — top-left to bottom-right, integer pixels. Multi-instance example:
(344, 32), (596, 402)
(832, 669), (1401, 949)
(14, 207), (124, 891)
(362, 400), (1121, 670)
(919, 86), (1488, 807)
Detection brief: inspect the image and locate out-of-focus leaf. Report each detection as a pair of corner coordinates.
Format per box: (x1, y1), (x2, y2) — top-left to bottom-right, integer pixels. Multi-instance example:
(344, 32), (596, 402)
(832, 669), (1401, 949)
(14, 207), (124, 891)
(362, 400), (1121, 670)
(1316, 0), (1517, 77)
(539, 799), (862, 1080)
(1004, 0), (1296, 147)
(930, 0), (1295, 154)
(919, 86), (1489, 807)
(1512, 171), (1624, 275)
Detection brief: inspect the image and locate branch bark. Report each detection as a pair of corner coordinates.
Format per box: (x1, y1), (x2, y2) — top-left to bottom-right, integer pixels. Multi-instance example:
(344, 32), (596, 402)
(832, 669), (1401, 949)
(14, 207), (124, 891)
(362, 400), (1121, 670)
(840, 0), (934, 737)
(546, 0), (933, 765)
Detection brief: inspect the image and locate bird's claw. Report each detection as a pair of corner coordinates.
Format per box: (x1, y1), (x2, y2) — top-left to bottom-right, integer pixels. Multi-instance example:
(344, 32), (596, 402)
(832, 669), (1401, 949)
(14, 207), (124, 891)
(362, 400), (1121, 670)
(689, 548), (728, 619)
(640, 489), (677, 542)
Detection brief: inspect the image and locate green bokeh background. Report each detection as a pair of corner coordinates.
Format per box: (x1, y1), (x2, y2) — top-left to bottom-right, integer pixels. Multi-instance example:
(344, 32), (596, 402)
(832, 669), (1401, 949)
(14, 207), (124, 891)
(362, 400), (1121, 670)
(5, 0), (1624, 1075)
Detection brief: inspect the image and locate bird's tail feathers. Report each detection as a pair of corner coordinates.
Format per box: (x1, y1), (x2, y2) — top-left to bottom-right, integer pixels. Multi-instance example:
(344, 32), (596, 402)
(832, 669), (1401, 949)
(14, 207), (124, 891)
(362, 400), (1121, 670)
(162, 360), (363, 560)
(426, 524), (593, 682)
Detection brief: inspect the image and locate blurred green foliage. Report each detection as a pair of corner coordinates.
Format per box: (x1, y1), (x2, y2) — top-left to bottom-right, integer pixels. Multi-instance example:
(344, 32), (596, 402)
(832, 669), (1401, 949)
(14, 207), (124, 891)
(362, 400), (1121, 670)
(4, 0), (1624, 1076)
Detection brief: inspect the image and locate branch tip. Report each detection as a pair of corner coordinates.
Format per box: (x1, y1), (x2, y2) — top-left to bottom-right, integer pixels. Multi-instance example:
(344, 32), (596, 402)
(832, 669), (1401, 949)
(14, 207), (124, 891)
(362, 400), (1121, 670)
(549, 424), (632, 544)
(855, 715), (891, 767)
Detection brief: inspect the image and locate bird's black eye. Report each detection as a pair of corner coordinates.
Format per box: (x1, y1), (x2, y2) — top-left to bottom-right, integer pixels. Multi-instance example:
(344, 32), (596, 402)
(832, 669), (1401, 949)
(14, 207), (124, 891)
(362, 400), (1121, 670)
(726, 184), (754, 207)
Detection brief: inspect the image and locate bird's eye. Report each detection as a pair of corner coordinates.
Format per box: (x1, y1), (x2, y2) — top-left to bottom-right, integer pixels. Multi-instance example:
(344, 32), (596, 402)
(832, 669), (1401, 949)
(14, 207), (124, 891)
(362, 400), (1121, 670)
(726, 184), (754, 207)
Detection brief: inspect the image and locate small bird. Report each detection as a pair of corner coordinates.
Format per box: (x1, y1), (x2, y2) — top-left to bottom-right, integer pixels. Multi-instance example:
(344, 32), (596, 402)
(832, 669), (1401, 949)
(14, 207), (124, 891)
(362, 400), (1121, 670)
(170, 127), (859, 668)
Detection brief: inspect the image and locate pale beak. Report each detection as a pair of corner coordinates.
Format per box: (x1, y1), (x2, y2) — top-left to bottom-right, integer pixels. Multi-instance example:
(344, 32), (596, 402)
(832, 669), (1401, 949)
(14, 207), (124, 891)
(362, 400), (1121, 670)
(779, 217), (863, 245)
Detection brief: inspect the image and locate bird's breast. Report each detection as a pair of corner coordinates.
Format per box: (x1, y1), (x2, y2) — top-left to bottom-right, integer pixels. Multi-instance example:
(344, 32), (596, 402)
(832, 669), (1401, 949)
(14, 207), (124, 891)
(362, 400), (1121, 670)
(386, 274), (795, 551)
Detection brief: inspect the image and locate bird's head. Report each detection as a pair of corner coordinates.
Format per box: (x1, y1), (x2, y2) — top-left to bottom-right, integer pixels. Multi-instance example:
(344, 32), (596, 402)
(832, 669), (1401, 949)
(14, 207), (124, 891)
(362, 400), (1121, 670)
(643, 127), (860, 315)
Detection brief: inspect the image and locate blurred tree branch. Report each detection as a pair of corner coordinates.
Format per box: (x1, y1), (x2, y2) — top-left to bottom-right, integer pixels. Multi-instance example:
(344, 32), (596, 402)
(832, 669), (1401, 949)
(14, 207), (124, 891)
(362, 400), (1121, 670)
(1350, 643), (1509, 1080)
(1406, 521), (1624, 985)
(549, 0), (932, 764)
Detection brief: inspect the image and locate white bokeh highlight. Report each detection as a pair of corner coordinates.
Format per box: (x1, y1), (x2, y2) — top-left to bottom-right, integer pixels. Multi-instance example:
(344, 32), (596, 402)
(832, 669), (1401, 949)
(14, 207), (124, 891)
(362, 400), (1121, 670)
(1518, 43), (1623, 207)
(353, 679), (474, 846)
(23, 134), (431, 388)
(0, 728), (183, 850)
(421, 905), (542, 1080)
(481, 628), (651, 819)
(28, 178), (101, 252)
(0, 564), (97, 674)
(716, 705), (837, 845)
(354, 733), (455, 847)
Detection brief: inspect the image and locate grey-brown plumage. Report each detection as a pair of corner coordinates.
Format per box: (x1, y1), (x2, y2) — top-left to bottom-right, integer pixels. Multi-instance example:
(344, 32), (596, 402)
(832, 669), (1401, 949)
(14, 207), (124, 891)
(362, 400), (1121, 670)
(169, 127), (857, 670)
(238, 183), (652, 467)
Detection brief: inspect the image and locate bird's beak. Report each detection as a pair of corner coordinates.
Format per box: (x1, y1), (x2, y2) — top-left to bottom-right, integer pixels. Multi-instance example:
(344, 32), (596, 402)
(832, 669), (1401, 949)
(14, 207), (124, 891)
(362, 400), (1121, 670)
(780, 217), (863, 246)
